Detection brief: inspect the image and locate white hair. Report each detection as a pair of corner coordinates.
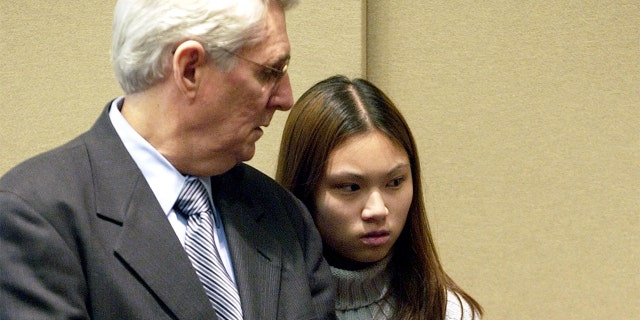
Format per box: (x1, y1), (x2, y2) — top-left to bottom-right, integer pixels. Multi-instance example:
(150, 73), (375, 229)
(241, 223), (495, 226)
(111, 0), (298, 94)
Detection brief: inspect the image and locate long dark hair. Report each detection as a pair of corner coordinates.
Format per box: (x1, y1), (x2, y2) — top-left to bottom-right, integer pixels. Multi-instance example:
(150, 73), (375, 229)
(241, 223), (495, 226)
(276, 75), (483, 319)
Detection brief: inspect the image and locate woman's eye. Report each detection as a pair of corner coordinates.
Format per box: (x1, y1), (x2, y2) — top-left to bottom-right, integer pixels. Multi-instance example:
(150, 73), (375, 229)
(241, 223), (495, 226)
(387, 177), (405, 188)
(337, 183), (360, 192)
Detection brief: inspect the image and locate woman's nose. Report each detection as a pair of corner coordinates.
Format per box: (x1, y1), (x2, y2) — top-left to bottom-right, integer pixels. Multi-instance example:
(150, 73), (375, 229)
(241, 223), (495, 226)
(361, 190), (389, 221)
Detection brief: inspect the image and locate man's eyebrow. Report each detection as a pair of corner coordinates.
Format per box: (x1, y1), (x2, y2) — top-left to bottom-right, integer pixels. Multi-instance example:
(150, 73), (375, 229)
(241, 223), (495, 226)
(270, 53), (290, 66)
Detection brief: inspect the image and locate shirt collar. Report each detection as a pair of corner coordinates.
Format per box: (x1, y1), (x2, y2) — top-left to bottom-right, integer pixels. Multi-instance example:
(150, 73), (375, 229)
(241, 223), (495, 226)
(108, 97), (212, 215)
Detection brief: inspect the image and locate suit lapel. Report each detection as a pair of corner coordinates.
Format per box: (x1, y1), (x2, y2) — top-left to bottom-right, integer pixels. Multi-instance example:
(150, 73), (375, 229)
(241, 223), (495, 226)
(86, 106), (218, 319)
(212, 170), (282, 320)
(113, 177), (217, 319)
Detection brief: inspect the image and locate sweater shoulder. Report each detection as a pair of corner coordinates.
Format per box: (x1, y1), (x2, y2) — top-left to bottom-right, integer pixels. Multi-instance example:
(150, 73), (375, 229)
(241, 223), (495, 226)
(446, 291), (480, 320)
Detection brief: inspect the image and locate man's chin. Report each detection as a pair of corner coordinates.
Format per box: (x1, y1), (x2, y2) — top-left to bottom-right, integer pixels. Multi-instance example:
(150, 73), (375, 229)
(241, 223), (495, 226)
(238, 144), (257, 163)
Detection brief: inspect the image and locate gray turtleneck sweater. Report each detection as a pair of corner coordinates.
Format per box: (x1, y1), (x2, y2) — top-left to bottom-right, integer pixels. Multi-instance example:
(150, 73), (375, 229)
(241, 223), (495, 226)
(331, 255), (394, 320)
(330, 255), (479, 320)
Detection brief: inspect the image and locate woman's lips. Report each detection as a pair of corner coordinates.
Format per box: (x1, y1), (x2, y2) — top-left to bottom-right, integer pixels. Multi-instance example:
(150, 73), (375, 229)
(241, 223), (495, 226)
(360, 230), (390, 246)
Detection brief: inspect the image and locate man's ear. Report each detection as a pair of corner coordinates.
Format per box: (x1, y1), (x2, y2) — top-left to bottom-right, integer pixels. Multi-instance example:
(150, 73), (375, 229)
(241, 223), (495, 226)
(172, 40), (207, 99)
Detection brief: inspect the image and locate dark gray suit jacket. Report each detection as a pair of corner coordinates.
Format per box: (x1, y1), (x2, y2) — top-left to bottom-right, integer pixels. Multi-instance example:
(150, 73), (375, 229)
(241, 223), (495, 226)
(0, 104), (335, 319)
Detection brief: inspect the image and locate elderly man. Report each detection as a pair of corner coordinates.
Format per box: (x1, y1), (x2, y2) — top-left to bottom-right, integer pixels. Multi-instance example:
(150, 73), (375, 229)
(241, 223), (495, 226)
(0, 1), (335, 319)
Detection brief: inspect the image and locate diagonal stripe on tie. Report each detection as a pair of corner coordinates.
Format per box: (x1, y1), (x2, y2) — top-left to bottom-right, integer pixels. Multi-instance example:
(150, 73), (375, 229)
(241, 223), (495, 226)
(175, 176), (243, 320)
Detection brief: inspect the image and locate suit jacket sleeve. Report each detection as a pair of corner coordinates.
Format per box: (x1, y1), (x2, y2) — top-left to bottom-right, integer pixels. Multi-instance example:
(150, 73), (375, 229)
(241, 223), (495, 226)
(0, 149), (91, 319)
(294, 195), (337, 319)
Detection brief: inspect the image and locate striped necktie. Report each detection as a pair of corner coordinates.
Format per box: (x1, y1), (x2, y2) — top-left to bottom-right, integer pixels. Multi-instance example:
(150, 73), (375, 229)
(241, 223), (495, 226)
(174, 176), (243, 320)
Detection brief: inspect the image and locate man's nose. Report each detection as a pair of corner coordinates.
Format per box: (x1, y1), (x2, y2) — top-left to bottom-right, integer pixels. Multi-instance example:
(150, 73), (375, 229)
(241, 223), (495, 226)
(268, 74), (293, 111)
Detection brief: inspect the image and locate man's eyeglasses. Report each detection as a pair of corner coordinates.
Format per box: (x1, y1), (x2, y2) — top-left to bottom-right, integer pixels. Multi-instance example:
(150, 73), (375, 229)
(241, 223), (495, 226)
(222, 48), (289, 88)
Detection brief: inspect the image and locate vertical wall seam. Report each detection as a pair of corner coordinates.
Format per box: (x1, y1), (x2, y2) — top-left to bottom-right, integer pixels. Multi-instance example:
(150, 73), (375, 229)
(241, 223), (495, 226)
(362, 0), (368, 79)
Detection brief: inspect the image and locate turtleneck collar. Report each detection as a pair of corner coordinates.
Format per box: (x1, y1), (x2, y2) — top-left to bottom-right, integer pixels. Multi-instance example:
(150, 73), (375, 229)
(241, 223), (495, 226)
(330, 254), (395, 319)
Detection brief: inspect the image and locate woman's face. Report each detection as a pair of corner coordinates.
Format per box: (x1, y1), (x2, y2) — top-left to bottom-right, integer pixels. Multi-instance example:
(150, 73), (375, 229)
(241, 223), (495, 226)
(314, 130), (413, 264)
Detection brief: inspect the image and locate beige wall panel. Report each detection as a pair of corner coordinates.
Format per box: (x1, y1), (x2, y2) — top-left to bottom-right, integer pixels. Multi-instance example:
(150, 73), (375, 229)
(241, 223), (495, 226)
(0, 1), (365, 177)
(368, 1), (639, 319)
(0, 1), (121, 174)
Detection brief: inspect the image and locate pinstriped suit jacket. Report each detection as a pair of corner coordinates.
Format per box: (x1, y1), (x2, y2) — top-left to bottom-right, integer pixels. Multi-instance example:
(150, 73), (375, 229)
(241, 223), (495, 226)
(0, 103), (336, 319)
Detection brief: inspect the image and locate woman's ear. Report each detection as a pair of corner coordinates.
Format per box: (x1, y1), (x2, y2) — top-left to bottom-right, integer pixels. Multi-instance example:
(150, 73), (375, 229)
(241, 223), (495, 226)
(172, 40), (207, 99)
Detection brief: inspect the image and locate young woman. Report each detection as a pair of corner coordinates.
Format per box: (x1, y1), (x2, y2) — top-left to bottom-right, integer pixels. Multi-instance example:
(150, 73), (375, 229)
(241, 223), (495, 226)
(276, 75), (483, 320)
